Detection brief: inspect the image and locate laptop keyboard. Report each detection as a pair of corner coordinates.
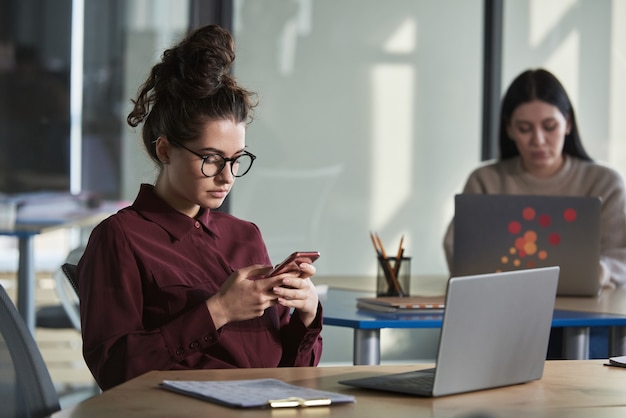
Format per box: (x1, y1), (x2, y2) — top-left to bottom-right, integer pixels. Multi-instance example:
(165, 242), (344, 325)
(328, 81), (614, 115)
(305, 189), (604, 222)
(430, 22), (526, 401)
(340, 367), (437, 395)
(381, 369), (435, 391)
(394, 374), (433, 390)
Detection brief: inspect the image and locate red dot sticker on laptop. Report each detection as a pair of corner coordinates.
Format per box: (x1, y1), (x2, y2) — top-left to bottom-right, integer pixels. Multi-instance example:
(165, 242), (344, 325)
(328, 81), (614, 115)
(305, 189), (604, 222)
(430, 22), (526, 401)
(500, 205), (577, 270)
(522, 207), (535, 220)
(564, 208), (577, 222)
(538, 214), (551, 227)
(548, 232), (561, 246)
(508, 221), (522, 234)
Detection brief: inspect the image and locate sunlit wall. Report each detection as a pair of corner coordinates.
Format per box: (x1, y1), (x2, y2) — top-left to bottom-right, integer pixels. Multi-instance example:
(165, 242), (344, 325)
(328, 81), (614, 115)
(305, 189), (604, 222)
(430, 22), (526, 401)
(229, 0), (626, 364)
(231, 0), (483, 278)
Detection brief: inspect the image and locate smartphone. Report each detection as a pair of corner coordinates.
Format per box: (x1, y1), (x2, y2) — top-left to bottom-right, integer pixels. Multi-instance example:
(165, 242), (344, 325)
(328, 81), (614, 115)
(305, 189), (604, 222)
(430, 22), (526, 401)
(266, 251), (320, 277)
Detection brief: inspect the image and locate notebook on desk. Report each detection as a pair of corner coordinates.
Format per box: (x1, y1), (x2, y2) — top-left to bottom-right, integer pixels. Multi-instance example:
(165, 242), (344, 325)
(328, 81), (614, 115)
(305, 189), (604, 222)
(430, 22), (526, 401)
(356, 295), (445, 313)
(339, 267), (559, 397)
(452, 194), (601, 296)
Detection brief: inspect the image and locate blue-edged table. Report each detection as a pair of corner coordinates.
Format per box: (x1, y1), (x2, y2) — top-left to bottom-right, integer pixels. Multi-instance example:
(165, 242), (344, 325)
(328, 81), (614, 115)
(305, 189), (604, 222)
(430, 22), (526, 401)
(555, 288), (626, 359)
(320, 287), (626, 365)
(0, 198), (124, 333)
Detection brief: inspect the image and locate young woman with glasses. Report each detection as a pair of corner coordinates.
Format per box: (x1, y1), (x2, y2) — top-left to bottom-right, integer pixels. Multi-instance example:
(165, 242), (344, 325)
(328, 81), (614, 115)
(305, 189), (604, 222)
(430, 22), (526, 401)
(77, 25), (323, 390)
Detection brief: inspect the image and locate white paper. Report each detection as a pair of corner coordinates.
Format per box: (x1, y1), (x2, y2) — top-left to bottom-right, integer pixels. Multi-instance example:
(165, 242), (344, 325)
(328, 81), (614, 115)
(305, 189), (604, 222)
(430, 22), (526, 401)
(160, 378), (355, 408)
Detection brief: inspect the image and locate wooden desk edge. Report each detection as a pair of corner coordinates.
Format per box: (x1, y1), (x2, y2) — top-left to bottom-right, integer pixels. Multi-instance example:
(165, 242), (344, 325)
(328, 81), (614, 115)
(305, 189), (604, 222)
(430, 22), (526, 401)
(52, 360), (626, 418)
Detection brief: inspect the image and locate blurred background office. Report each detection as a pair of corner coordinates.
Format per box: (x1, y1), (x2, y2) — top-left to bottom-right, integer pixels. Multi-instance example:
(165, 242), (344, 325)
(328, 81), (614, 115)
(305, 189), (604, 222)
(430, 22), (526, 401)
(0, 0), (625, 389)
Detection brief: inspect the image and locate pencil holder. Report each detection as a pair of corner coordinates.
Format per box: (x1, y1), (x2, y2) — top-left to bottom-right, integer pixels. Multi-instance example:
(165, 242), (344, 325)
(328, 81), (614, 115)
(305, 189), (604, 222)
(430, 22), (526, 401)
(376, 256), (411, 297)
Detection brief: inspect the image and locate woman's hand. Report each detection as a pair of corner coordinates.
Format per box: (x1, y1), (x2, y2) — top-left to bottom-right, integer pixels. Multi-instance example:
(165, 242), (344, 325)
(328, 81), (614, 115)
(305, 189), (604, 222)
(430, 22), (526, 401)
(271, 262), (319, 327)
(206, 264), (282, 329)
(206, 263), (319, 329)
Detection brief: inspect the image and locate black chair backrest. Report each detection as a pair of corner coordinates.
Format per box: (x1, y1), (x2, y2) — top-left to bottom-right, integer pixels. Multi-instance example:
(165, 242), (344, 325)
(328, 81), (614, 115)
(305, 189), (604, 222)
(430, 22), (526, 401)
(0, 284), (61, 417)
(61, 263), (79, 294)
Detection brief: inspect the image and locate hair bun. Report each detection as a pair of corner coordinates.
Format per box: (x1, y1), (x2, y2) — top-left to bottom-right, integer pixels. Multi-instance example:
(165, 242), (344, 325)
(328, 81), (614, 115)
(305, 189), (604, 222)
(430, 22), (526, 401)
(127, 24), (257, 157)
(161, 25), (237, 100)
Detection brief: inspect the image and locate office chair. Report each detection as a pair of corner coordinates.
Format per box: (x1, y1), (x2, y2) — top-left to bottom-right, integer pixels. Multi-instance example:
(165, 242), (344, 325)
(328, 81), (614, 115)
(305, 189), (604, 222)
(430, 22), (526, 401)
(61, 263), (78, 294)
(34, 247), (100, 403)
(36, 247), (83, 330)
(0, 283), (61, 418)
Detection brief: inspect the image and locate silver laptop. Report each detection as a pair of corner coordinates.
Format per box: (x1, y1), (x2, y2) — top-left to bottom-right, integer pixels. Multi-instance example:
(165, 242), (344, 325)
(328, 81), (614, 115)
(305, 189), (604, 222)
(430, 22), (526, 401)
(453, 194), (601, 296)
(339, 267), (559, 397)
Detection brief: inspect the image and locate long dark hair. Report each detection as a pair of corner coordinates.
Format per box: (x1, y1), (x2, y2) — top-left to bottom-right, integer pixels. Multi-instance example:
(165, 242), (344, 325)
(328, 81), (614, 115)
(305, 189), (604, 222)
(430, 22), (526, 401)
(126, 25), (258, 166)
(498, 69), (592, 161)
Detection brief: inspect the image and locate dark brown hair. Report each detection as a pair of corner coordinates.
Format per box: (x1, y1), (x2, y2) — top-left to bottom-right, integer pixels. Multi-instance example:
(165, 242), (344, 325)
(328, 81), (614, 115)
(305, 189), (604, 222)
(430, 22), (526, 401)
(127, 25), (257, 164)
(499, 68), (592, 161)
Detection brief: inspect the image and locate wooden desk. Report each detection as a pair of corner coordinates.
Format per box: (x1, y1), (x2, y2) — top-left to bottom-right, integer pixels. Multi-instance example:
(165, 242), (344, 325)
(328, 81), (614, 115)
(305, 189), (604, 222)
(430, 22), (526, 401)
(52, 361), (626, 417)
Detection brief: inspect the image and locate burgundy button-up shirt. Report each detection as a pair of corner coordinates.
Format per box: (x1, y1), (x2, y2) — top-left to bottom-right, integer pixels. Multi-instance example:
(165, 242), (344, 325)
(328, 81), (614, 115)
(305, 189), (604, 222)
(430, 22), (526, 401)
(78, 184), (323, 390)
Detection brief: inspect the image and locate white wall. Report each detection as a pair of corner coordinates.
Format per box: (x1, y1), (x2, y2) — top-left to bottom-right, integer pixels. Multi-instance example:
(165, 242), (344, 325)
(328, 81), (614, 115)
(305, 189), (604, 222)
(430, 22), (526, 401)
(231, 0), (483, 364)
(231, 0), (483, 280)
(229, 0), (626, 365)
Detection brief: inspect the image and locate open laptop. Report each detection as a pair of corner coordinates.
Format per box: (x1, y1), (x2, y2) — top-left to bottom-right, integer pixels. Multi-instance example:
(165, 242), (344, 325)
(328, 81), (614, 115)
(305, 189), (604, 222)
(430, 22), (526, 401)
(339, 267), (559, 397)
(453, 194), (601, 296)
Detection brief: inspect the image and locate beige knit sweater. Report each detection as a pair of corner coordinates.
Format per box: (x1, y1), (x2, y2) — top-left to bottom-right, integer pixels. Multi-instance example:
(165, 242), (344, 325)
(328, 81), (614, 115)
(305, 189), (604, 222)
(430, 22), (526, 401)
(443, 156), (626, 288)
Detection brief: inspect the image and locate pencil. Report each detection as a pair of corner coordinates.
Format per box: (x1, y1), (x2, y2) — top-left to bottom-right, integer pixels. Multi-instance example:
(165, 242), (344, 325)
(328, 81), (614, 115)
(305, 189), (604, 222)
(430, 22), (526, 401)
(393, 235), (404, 277)
(369, 232), (380, 254)
(395, 235), (404, 261)
(374, 233), (404, 296)
(370, 231), (394, 294)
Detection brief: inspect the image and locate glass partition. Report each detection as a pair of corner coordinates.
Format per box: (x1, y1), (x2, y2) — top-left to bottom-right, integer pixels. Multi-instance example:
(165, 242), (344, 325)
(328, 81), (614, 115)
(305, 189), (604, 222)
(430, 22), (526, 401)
(0, 0), (72, 194)
(231, 0), (483, 276)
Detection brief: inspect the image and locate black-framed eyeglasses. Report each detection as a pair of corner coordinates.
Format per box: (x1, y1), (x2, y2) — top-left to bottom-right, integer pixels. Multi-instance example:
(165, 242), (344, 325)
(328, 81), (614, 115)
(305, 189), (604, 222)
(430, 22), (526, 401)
(169, 140), (256, 178)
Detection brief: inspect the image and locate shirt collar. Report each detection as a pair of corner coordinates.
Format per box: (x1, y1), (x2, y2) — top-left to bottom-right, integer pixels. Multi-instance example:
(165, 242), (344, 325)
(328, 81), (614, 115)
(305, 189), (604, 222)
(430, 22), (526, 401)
(131, 184), (218, 240)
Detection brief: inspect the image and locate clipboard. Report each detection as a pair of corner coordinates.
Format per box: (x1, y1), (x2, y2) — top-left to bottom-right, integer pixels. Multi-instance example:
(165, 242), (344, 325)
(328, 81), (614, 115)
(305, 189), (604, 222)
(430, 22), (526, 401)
(160, 378), (355, 408)
(357, 295), (445, 313)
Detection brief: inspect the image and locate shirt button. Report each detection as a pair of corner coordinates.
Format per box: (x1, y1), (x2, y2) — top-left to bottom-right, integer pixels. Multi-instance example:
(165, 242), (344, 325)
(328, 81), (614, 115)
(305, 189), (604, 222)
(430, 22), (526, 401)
(204, 335), (214, 342)
(176, 348), (184, 356)
(194, 221), (200, 228)
(189, 341), (199, 349)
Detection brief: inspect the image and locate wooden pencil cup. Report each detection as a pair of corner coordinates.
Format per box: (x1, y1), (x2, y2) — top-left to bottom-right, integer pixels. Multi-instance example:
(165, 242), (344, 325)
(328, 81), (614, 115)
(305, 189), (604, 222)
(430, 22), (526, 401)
(376, 256), (411, 297)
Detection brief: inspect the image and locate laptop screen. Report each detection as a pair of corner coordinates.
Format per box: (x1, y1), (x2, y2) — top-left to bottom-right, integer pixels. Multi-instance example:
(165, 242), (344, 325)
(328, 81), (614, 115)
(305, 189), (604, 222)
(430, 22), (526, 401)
(453, 194), (601, 296)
